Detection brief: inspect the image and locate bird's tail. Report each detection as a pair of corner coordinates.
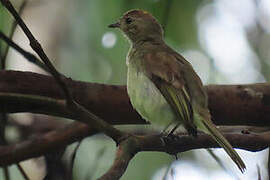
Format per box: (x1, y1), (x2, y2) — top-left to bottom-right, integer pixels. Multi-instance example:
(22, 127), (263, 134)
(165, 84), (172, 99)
(195, 111), (246, 173)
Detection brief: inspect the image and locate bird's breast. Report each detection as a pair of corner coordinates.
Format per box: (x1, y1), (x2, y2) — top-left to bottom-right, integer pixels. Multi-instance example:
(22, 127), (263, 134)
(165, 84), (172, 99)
(127, 64), (176, 127)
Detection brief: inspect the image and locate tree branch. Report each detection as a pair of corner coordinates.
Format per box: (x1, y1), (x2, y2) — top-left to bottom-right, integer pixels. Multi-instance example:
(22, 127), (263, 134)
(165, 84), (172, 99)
(1, 0), (28, 69)
(1, 0), (72, 102)
(0, 124), (268, 168)
(0, 1), (268, 178)
(0, 70), (269, 126)
(0, 0), (125, 144)
(0, 70), (269, 178)
(98, 131), (270, 179)
(0, 31), (50, 73)
(98, 138), (138, 180)
(0, 121), (95, 166)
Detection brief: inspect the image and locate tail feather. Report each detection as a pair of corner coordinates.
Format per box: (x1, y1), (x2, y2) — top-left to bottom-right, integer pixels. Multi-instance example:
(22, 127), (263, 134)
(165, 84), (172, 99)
(201, 117), (246, 172)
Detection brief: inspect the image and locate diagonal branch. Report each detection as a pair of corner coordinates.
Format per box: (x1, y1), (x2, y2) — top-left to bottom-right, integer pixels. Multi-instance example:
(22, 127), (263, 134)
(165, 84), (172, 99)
(0, 31), (50, 72)
(0, 0), (125, 143)
(0, 121), (95, 166)
(1, 0), (72, 102)
(98, 138), (138, 180)
(1, 0), (28, 68)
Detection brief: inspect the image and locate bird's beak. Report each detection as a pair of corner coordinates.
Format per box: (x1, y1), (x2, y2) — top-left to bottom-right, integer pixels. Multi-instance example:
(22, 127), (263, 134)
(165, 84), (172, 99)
(108, 22), (120, 28)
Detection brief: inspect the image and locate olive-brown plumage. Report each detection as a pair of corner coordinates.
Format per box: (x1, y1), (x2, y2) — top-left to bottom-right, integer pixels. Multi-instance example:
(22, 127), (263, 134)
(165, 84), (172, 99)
(109, 9), (246, 172)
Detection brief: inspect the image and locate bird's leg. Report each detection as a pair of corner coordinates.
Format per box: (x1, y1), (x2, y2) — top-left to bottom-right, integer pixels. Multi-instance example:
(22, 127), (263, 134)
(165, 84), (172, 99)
(167, 123), (181, 137)
(161, 123), (173, 136)
(160, 123), (181, 138)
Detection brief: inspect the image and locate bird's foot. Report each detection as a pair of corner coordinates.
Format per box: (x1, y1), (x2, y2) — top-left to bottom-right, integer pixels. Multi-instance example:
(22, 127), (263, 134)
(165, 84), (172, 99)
(167, 124), (180, 137)
(115, 133), (132, 146)
(161, 123), (181, 137)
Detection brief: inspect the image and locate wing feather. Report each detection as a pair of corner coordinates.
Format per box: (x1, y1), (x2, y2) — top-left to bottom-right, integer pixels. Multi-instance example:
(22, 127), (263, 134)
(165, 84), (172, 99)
(144, 52), (196, 135)
(143, 51), (245, 171)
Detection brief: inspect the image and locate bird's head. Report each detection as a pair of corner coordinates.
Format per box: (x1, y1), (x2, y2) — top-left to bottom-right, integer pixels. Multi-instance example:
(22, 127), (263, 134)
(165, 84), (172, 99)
(108, 10), (164, 44)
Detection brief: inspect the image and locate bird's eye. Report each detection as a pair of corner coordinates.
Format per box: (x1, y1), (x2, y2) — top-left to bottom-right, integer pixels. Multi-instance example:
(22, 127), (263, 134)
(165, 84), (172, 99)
(125, 17), (133, 24)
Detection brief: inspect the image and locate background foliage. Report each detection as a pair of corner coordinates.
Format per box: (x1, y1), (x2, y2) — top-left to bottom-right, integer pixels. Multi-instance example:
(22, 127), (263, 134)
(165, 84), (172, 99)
(0, 0), (269, 179)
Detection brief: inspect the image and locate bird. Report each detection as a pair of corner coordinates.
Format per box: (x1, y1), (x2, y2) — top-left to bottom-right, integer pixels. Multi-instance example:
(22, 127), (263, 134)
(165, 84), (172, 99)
(108, 9), (246, 172)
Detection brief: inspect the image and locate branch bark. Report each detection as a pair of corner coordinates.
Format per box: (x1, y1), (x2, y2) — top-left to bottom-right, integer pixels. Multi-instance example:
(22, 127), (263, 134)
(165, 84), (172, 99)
(0, 122), (95, 166)
(1, 0), (125, 145)
(98, 131), (270, 180)
(0, 123), (268, 167)
(0, 70), (269, 176)
(0, 70), (269, 126)
(1, 0), (269, 178)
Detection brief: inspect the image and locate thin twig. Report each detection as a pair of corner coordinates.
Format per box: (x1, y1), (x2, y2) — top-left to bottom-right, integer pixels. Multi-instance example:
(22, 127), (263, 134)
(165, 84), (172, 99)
(16, 164), (30, 180)
(0, 0), (125, 144)
(3, 167), (10, 180)
(1, 0), (28, 68)
(0, 0), (72, 103)
(69, 140), (82, 180)
(69, 101), (124, 143)
(0, 31), (50, 72)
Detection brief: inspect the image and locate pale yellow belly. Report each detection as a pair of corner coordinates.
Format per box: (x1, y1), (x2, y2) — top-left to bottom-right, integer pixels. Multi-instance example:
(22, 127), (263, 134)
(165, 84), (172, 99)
(127, 65), (176, 128)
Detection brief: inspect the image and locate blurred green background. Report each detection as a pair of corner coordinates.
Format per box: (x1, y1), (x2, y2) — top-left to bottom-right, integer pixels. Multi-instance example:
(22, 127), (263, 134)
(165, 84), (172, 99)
(0, 0), (270, 179)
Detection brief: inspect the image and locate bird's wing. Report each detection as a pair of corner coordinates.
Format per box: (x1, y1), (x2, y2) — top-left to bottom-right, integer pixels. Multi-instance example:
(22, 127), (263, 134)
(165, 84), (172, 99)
(144, 51), (246, 171)
(143, 51), (197, 135)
